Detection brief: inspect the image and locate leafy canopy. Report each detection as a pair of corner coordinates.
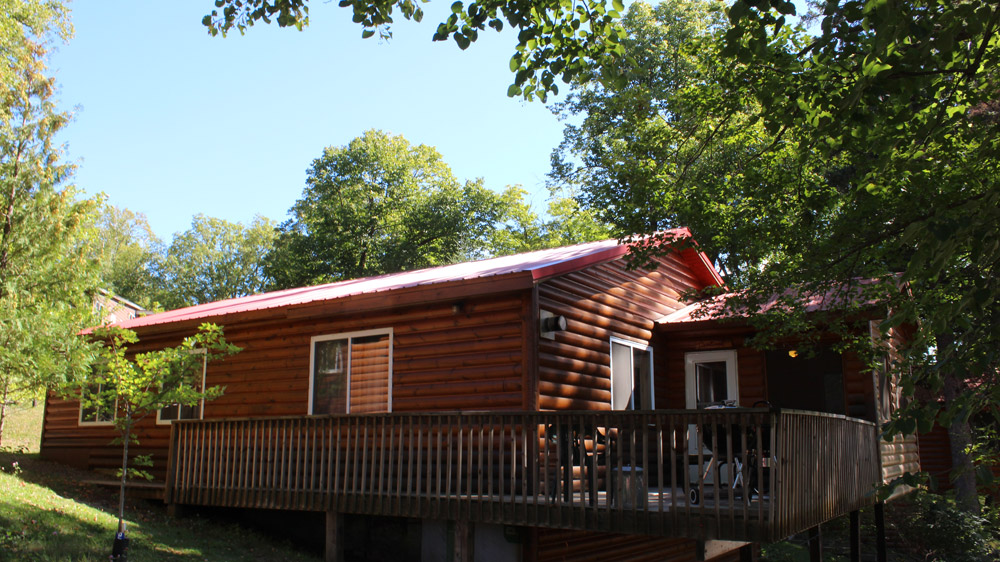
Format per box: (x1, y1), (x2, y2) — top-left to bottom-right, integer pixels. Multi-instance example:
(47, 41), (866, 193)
(550, 0), (829, 282)
(558, 0), (1000, 505)
(201, 0), (629, 100)
(265, 129), (508, 289)
(0, 0), (100, 445)
(91, 204), (162, 310)
(157, 214), (276, 309)
(721, 0), (1000, 451)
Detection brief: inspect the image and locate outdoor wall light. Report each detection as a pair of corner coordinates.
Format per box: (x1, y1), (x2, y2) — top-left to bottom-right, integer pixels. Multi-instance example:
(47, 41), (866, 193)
(539, 311), (567, 339)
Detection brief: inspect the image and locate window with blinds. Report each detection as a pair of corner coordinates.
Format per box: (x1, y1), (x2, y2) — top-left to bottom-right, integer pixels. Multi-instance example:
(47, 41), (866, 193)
(310, 329), (392, 415)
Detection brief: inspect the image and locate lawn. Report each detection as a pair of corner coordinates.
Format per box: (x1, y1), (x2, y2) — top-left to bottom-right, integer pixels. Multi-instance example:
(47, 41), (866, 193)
(1, 400), (45, 453)
(0, 404), (321, 561)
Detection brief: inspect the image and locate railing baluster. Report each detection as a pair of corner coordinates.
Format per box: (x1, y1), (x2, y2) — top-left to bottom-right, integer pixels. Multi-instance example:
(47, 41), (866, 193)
(165, 409), (879, 545)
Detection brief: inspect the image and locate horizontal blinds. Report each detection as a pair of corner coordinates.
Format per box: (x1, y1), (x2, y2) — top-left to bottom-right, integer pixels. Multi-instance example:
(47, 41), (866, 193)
(349, 334), (390, 414)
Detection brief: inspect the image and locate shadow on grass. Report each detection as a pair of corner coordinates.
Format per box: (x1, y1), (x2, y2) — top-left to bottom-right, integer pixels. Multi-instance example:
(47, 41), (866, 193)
(0, 451), (320, 561)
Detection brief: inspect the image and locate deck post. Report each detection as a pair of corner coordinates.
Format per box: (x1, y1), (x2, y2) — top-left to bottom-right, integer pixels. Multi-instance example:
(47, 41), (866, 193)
(849, 510), (860, 562)
(325, 510), (343, 562)
(807, 525), (822, 562)
(874, 502), (887, 562)
(738, 543), (757, 562)
(452, 519), (473, 562)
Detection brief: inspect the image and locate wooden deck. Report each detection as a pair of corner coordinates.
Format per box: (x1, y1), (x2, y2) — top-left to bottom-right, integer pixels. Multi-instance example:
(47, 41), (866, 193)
(164, 409), (879, 543)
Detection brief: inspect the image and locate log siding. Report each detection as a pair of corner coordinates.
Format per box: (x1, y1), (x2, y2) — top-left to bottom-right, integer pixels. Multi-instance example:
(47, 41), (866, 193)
(41, 292), (529, 478)
(537, 255), (702, 412)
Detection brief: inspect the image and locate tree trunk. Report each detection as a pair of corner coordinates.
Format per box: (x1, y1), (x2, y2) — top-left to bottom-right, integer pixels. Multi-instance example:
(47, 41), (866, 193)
(937, 331), (980, 515)
(942, 369), (980, 514)
(117, 419), (131, 533)
(0, 380), (8, 447)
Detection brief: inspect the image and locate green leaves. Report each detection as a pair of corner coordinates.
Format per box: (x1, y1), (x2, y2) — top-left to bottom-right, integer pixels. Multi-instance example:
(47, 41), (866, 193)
(0, 1), (102, 444)
(203, 0), (628, 101)
(156, 214), (276, 310)
(264, 130), (513, 289)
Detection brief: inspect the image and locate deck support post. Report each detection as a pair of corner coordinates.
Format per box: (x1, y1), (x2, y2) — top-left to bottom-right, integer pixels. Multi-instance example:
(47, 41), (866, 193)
(807, 525), (822, 562)
(452, 520), (474, 562)
(738, 543), (757, 562)
(849, 510), (861, 562)
(325, 510), (343, 562)
(874, 502), (887, 562)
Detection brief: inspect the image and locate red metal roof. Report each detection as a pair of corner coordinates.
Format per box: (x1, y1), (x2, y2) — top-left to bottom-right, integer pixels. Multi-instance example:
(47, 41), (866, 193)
(100, 228), (720, 332)
(658, 278), (894, 325)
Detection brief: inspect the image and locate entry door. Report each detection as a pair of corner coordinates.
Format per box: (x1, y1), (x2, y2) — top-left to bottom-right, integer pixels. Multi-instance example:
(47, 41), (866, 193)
(684, 350), (739, 454)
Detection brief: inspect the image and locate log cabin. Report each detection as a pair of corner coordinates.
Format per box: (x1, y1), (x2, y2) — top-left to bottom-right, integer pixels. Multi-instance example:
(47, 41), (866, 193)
(41, 230), (917, 562)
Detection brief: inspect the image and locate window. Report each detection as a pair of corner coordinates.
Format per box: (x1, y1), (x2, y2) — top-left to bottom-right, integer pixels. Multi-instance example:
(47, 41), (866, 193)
(79, 381), (116, 425)
(156, 351), (208, 424)
(309, 328), (392, 415)
(610, 337), (654, 410)
(684, 350), (739, 409)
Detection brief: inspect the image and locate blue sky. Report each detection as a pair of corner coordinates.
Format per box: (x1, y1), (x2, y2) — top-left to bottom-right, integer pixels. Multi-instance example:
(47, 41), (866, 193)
(50, 1), (567, 241)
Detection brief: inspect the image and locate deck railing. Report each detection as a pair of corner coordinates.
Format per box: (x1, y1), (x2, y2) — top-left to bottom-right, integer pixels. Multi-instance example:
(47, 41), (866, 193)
(164, 409), (878, 542)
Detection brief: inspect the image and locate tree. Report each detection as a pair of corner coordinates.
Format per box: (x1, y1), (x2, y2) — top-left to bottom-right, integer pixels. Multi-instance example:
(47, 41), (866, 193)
(718, 0), (1000, 513)
(201, 0), (630, 100)
(0, 0), (102, 446)
(156, 214), (275, 309)
(0, 0), (69, 91)
(550, 0), (821, 282)
(80, 323), (240, 555)
(485, 185), (610, 256)
(92, 203), (162, 309)
(265, 130), (508, 289)
(556, 0), (1000, 512)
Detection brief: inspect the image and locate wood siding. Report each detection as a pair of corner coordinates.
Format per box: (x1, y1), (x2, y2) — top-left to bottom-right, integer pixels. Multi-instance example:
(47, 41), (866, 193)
(917, 424), (952, 489)
(41, 292), (529, 478)
(534, 529), (742, 562)
(660, 330), (878, 422)
(538, 255), (700, 412)
(658, 327), (766, 410)
(873, 323), (919, 493)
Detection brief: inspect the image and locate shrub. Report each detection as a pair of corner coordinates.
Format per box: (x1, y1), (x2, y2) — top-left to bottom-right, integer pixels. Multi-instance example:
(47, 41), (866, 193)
(894, 491), (1000, 562)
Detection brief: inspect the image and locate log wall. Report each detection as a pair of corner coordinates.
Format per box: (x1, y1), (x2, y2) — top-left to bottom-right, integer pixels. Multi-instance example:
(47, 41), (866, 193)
(537, 254), (702, 412)
(41, 292), (530, 478)
(659, 330), (880, 422)
(534, 529), (743, 562)
(657, 327), (767, 410)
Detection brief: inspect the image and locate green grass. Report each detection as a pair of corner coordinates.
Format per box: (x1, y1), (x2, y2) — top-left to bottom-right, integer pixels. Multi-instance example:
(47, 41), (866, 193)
(0, 452), (322, 561)
(0, 401), (321, 561)
(1, 401), (45, 453)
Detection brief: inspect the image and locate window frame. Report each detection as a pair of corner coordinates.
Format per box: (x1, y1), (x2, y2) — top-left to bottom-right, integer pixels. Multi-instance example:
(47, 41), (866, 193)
(684, 349), (739, 409)
(609, 336), (655, 411)
(308, 327), (394, 415)
(155, 349), (208, 425)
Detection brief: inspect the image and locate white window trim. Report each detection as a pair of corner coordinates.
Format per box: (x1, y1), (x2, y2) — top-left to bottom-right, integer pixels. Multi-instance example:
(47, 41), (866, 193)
(79, 382), (117, 426)
(308, 328), (393, 415)
(156, 349), (208, 425)
(684, 349), (739, 409)
(609, 336), (655, 410)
